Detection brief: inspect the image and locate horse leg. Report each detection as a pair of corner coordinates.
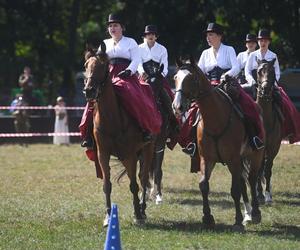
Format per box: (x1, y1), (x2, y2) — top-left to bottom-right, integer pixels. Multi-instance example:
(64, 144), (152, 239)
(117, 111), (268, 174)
(98, 153), (112, 227)
(139, 143), (154, 219)
(199, 163), (215, 228)
(153, 147), (165, 205)
(248, 169), (262, 224)
(241, 177), (252, 225)
(264, 158), (273, 204)
(257, 158), (266, 204)
(229, 167), (244, 231)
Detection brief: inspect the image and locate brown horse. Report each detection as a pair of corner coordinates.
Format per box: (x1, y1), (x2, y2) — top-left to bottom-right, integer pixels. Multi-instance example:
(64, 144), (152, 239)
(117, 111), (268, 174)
(256, 59), (283, 204)
(83, 43), (155, 226)
(172, 58), (265, 231)
(142, 63), (171, 204)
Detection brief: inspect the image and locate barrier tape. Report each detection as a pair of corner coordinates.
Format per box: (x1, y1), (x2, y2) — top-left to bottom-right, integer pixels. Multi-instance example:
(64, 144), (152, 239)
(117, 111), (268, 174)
(0, 106), (85, 110)
(0, 132), (299, 145)
(0, 132), (81, 137)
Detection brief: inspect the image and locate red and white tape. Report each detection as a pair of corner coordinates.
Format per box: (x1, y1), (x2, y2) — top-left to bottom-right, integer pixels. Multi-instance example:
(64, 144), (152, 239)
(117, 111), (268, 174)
(0, 132), (81, 137)
(0, 106), (85, 110)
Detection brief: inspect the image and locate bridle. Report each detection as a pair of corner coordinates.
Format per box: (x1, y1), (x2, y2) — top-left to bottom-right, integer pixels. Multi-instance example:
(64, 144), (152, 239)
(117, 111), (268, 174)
(84, 56), (110, 100)
(256, 63), (275, 102)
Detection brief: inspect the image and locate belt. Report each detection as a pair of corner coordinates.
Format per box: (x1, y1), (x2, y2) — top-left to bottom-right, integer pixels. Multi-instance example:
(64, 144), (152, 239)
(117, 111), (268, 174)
(109, 58), (131, 65)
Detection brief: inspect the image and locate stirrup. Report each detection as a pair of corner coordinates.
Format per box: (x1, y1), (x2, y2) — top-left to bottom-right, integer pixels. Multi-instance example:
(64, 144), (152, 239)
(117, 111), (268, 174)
(252, 136), (264, 150)
(182, 142), (196, 157)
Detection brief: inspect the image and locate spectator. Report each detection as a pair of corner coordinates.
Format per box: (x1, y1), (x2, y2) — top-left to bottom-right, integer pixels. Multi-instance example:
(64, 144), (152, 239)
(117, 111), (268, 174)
(18, 66), (35, 105)
(53, 96), (70, 145)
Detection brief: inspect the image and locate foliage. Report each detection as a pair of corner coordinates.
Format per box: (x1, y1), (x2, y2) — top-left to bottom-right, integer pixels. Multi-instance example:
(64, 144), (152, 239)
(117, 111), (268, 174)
(0, 0), (299, 104)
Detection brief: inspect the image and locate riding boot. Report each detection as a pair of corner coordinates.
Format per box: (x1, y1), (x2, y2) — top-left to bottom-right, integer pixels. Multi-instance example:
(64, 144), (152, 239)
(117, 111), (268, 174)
(160, 88), (180, 134)
(182, 142), (197, 156)
(244, 118), (264, 150)
(81, 124), (94, 149)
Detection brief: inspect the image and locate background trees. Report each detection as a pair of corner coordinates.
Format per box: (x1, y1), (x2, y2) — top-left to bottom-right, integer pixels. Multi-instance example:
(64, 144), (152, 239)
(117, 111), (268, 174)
(0, 0), (299, 105)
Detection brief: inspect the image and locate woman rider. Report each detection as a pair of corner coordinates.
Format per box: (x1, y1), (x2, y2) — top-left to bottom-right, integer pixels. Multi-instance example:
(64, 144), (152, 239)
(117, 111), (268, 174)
(178, 23), (264, 156)
(237, 33), (257, 97)
(245, 29), (300, 143)
(79, 13), (162, 149)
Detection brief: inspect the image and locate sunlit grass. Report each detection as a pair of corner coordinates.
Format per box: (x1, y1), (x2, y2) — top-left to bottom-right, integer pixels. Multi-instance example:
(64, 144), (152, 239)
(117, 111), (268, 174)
(0, 144), (299, 249)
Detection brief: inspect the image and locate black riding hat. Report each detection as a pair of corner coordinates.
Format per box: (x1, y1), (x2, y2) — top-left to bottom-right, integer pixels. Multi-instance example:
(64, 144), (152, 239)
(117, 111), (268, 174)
(107, 13), (123, 25)
(143, 25), (158, 36)
(257, 29), (271, 40)
(203, 23), (223, 35)
(245, 34), (257, 42)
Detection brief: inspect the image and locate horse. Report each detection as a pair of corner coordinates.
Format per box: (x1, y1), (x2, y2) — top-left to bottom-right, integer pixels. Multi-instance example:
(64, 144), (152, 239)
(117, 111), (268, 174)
(12, 95), (30, 146)
(172, 57), (265, 231)
(255, 58), (283, 204)
(83, 44), (155, 226)
(141, 63), (172, 204)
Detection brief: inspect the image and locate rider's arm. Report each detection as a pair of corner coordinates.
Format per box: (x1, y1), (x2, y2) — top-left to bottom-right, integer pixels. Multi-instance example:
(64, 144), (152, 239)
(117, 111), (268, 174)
(245, 52), (256, 86)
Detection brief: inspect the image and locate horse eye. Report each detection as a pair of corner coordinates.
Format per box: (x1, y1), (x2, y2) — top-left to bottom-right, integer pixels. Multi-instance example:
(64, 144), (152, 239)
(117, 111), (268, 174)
(173, 75), (177, 80)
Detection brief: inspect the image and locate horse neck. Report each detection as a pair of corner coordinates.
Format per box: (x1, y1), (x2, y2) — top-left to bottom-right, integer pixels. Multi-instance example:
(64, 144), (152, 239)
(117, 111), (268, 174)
(257, 96), (274, 130)
(96, 79), (123, 131)
(196, 75), (231, 132)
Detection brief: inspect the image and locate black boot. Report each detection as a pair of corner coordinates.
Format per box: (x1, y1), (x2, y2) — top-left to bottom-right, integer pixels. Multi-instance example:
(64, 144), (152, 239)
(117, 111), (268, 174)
(252, 136), (264, 150)
(142, 131), (154, 142)
(182, 142), (196, 157)
(81, 135), (93, 148)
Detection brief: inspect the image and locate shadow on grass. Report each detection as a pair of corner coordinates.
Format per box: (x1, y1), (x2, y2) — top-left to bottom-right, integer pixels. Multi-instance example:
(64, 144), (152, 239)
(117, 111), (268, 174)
(248, 223), (300, 241)
(144, 219), (234, 233)
(144, 221), (300, 240)
(265, 191), (300, 206)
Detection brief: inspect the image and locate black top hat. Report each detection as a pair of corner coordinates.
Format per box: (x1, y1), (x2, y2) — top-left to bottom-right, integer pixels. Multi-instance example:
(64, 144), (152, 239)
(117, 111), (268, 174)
(143, 25), (158, 35)
(204, 23), (223, 35)
(107, 13), (123, 25)
(257, 29), (271, 40)
(245, 34), (257, 42)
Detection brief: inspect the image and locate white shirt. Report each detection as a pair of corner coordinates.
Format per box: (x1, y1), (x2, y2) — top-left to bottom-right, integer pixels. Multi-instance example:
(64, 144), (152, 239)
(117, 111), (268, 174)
(198, 43), (240, 77)
(138, 41), (168, 76)
(237, 50), (251, 70)
(99, 36), (141, 74)
(245, 49), (280, 85)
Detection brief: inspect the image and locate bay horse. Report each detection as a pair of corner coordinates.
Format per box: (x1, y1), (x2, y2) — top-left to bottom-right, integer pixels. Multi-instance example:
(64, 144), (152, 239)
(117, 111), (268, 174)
(172, 58), (265, 231)
(256, 58), (283, 204)
(83, 43), (155, 226)
(142, 63), (170, 204)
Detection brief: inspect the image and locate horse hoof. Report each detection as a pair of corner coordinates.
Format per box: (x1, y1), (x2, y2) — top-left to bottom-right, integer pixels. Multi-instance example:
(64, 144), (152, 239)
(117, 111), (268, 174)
(232, 224), (245, 233)
(257, 194), (265, 205)
(251, 213), (262, 224)
(242, 214), (252, 226)
(202, 215), (215, 229)
(155, 194), (163, 205)
(103, 213), (110, 228)
(134, 217), (146, 226)
(265, 192), (273, 204)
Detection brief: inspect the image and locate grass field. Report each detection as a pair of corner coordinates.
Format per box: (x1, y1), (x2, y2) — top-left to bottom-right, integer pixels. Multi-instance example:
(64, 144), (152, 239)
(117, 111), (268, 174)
(0, 144), (299, 250)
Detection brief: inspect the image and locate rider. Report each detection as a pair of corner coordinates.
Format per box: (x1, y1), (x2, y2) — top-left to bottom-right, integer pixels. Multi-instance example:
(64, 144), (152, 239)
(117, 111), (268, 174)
(79, 13), (162, 148)
(245, 29), (300, 143)
(237, 34), (257, 97)
(138, 24), (179, 137)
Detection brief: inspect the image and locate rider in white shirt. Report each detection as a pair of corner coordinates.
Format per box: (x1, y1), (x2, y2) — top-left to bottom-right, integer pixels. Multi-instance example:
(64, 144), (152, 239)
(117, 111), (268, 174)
(198, 23), (239, 85)
(245, 29), (280, 87)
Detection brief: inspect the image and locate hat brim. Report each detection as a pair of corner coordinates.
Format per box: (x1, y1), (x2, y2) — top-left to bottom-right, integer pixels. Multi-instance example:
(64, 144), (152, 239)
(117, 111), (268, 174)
(257, 37), (271, 40)
(203, 29), (223, 35)
(107, 20), (122, 25)
(143, 32), (158, 36)
(246, 39), (257, 42)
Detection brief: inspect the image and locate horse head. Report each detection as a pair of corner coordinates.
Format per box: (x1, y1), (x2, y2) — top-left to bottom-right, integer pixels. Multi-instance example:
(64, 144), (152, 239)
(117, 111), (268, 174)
(83, 41), (109, 101)
(172, 55), (211, 116)
(256, 58), (276, 101)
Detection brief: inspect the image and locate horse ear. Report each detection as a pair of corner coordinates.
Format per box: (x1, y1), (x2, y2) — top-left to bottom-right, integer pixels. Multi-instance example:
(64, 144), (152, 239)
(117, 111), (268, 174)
(85, 43), (96, 60)
(175, 56), (183, 68)
(159, 64), (164, 74)
(189, 54), (196, 66)
(271, 58), (276, 66)
(256, 57), (262, 65)
(99, 41), (106, 53)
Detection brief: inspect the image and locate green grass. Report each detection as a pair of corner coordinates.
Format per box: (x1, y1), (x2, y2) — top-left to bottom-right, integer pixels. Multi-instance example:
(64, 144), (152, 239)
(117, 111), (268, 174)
(0, 144), (299, 249)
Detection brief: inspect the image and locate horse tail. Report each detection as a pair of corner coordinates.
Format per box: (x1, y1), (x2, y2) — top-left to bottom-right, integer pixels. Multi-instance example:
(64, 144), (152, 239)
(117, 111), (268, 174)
(241, 158), (251, 186)
(115, 168), (127, 184)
